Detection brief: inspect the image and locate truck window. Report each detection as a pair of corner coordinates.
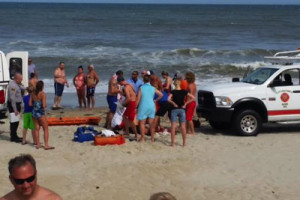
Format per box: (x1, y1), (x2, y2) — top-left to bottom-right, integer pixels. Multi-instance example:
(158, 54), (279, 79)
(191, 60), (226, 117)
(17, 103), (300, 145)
(9, 58), (22, 79)
(242, 68), (278, 85)
(282, 69), (300, 86)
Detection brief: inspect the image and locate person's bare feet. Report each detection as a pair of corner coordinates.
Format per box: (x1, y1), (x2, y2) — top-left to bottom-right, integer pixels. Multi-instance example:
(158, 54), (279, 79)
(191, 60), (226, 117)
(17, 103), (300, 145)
(44, 146), (55, 150)
(36, 143), (41, 149)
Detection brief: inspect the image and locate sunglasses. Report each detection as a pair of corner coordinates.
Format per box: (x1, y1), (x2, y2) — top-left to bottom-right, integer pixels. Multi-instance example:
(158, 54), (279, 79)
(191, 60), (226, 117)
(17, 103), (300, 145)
(12, 174), (36, 185)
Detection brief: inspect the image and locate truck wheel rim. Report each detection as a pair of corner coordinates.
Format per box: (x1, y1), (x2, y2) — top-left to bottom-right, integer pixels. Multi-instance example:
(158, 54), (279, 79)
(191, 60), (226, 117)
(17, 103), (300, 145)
(240, 115), (257, 134)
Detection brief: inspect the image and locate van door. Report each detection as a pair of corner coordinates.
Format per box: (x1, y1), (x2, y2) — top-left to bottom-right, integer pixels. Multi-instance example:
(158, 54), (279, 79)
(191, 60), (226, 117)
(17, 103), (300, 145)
(6, 51), (29, 87)
(0, 51), (10, 84)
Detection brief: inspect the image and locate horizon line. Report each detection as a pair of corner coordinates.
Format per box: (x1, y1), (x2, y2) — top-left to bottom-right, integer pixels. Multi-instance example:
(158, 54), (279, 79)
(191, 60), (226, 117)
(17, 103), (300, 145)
(0, 1), (299, 5)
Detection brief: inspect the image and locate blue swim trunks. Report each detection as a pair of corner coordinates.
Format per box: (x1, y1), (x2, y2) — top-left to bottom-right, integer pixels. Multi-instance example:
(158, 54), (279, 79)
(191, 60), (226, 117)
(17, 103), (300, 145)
(54, 82), (64, 97)
(107, 95), (117, 113)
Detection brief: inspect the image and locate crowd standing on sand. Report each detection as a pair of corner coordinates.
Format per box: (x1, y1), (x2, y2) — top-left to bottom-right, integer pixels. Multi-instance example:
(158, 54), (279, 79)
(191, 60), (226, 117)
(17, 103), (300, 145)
(6, 58), (198, 148)
(4, 58), (195, 199)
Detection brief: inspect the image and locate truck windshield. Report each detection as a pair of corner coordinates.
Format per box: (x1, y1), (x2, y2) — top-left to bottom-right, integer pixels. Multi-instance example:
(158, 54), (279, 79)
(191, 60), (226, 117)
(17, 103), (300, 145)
(241, 68), (278, 85)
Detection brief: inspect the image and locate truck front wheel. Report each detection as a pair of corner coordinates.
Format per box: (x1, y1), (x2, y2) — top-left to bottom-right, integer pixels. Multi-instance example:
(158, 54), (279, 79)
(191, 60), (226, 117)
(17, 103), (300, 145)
(233, 109), (262, 136)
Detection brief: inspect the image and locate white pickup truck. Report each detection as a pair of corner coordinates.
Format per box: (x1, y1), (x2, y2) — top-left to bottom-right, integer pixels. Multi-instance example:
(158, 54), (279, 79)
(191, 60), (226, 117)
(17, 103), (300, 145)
(0, 51), (29, 119)
(197, 49), (300, 136)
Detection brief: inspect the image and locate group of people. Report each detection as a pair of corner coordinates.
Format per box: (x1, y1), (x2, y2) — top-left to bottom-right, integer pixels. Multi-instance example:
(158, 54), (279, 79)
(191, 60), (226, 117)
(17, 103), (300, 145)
(7, 59), (53, 150)
(7, 57), (198, 147)
(103, 69), (197, 147)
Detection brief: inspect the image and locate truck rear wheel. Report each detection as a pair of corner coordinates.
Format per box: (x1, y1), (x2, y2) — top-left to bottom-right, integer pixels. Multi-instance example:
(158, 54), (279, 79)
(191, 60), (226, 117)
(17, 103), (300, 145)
(233, 109), (262, 136)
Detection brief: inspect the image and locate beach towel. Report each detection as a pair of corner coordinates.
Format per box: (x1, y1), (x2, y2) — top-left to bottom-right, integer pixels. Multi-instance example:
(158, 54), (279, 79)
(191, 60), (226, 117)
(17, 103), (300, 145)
(111, 101), (126, 128)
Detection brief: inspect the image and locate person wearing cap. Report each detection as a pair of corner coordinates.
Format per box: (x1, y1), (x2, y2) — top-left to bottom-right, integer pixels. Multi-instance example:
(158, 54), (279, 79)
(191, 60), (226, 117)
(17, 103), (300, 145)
(53, 62), (69, 109)
(127, 70), (143, 94)
(7, 73), (25, 143)
(0, 154), (62, 200)
(105, 70), (123, 129)
(73, 66), (87, 108)
(86, 64), (100, 109)
(117, 76), (138, 139)
(141, 69), (147, 79)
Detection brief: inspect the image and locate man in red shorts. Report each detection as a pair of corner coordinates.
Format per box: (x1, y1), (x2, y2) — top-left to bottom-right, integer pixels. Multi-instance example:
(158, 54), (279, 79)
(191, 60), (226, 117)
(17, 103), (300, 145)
(117, 76), (138, 139)
(185, 72), (197, 134)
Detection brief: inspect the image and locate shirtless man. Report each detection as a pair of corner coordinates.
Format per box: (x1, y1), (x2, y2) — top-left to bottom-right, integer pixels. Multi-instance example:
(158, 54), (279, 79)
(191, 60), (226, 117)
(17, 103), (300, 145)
(105, 70), (123, 129)
(0, 154), (62, 200)
(149, 70), (163, 91)
(53, 62), (69, 109)
(117, 76), (138, 139)
(86, 64), (100, 109)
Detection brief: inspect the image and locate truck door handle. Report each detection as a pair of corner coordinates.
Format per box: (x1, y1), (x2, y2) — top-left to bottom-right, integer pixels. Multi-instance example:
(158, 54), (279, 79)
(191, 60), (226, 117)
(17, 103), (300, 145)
(293, 90), (300, 93)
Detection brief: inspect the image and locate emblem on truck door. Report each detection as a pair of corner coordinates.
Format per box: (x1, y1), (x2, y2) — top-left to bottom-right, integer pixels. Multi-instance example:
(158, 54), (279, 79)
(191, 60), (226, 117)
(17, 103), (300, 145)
(280, 93), (290, 103)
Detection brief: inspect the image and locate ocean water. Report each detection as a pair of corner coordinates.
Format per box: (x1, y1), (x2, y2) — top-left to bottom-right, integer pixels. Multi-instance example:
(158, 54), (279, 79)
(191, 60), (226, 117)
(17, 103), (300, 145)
(1, 3), (300, 106)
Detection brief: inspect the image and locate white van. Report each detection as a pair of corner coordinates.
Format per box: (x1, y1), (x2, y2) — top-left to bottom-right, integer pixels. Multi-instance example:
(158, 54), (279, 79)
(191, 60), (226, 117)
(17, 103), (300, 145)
(0, 51), (29, 119)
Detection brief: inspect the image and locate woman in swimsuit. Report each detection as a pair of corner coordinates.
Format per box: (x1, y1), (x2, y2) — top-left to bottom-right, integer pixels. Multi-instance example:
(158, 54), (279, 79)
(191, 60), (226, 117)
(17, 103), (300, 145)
(73, 66), (86, 108)
(30, 80), (54, 150)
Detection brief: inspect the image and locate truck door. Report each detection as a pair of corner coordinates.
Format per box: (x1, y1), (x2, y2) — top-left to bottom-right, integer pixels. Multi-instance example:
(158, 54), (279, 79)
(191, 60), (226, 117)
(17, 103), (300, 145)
(267, 68), (300, 121)
(6, 51), (29, 87)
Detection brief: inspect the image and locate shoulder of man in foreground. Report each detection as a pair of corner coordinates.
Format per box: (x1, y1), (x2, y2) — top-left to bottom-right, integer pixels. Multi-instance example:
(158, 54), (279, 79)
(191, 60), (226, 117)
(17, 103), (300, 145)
(0, 188), (62, 200)
(39, 186), (62, 200)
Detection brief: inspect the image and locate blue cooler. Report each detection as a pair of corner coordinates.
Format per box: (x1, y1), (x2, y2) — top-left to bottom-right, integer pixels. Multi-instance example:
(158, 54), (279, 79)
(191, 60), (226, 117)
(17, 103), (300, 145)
(74, 126), (99, 143)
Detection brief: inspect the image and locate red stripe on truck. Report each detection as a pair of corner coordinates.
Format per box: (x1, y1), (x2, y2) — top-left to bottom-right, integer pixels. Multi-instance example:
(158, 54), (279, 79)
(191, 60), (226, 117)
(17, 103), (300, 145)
(268, 110), (300, 116)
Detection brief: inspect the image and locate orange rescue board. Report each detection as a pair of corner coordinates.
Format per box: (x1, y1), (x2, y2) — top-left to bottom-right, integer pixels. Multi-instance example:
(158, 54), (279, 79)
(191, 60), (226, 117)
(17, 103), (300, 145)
(47, 116), (101, 126)
(94, 135), (125, 146)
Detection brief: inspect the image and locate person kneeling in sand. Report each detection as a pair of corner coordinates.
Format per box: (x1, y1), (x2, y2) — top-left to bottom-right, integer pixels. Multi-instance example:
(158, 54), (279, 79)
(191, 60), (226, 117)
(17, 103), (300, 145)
(0, 154), (62, 200)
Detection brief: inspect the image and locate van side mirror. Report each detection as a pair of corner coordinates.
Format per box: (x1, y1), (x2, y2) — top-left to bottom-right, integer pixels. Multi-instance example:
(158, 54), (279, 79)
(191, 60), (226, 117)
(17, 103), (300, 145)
(232, 77), (239, 82)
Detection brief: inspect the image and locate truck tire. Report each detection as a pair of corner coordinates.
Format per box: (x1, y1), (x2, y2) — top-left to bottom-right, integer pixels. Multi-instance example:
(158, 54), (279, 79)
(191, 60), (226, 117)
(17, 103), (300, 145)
(233, 109), (262, 136)
(209, 120), (230, 130)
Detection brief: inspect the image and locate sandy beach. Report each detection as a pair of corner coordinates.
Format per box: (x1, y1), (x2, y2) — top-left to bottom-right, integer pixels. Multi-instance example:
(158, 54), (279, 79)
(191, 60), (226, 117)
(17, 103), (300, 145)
(1, 107), (300, 200)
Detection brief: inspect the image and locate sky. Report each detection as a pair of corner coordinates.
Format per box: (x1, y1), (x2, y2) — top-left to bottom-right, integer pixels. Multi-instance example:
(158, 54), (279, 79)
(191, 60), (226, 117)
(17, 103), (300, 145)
(0, 0), (299, 4)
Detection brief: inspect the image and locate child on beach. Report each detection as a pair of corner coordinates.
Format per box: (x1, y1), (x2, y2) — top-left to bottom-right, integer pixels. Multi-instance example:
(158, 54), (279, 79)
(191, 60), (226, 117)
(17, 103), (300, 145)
(30, 80), (54, 150)
(168, 80), (195, 147)
(22, 86), (36, 145)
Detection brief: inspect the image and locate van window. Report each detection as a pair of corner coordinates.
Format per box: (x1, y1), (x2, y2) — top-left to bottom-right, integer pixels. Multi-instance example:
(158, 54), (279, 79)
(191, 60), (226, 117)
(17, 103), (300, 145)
(9, 58), (22, 79)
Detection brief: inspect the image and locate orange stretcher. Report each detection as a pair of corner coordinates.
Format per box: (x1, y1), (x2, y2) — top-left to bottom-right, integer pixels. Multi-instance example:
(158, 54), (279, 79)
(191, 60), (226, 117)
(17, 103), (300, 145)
(94, 135), (125, 146)
(47, 116), (101, 126)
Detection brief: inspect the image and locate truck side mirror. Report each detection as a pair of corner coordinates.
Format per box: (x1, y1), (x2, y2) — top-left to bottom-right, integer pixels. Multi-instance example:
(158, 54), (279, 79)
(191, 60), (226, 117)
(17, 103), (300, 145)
(232, 77), (239, 82)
